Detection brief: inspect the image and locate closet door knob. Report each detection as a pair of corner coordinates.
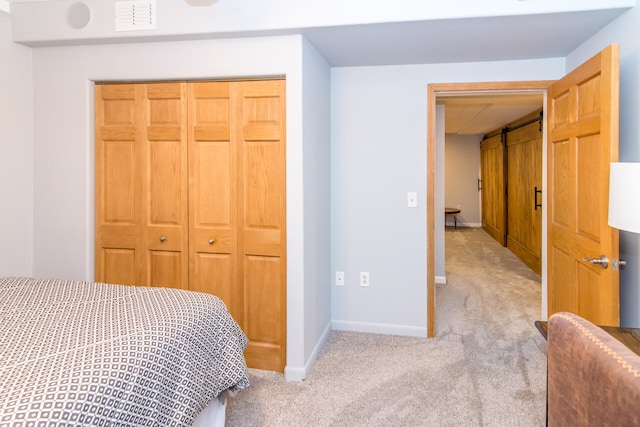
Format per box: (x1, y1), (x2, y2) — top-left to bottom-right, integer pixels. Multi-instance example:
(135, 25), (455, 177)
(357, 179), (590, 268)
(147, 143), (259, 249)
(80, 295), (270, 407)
(208, 239), (215, 245)
(160, 236), (166, 242)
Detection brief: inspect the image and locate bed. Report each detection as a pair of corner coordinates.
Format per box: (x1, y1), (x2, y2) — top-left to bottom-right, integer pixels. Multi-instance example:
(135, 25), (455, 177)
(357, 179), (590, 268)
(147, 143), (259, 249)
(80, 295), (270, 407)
(0, 277), (249, 426)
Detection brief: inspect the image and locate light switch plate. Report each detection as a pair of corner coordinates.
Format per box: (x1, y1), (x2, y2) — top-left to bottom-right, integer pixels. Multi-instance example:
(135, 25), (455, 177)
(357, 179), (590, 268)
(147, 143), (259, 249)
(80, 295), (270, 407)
(408, 192), (417, 208)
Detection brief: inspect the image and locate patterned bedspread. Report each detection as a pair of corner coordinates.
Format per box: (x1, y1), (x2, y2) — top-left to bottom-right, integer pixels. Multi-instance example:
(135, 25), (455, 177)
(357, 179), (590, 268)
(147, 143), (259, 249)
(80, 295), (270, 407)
(0, 277), (249, 426)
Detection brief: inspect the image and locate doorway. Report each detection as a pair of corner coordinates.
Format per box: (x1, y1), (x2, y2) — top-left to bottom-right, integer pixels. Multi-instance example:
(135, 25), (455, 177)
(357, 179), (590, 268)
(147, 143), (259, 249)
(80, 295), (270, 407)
(443, 95), (544, 273)
(426, 81), (553, 337)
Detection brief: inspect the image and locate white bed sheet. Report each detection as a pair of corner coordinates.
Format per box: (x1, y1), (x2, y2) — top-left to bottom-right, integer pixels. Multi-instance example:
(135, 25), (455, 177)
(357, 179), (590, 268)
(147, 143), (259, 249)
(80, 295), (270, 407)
(193, 394), (227, 427)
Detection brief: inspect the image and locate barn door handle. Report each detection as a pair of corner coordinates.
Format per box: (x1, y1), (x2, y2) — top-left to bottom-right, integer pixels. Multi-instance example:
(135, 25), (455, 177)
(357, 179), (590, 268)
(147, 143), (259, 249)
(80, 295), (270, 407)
(477, 178), (482, 191)
(583, 255), (609, 269)
(534, 187), (542, 210)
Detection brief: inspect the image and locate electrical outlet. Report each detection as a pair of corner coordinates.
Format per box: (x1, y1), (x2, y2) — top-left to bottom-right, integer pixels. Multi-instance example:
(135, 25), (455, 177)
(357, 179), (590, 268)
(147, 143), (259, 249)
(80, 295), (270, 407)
(360, 272), (370, 287)
(457, 204), (461, 209)
(336, 271), (345, 286)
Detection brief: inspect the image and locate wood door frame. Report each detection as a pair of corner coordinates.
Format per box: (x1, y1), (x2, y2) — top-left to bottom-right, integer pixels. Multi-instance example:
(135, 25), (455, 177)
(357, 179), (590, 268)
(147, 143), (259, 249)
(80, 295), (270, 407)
(426, 81), (554, 337)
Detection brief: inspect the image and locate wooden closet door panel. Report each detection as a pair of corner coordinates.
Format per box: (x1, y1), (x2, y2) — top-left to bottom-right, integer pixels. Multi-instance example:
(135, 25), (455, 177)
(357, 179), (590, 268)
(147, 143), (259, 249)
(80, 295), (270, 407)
(95, 84), (143, 286)
(238, 80), (286, 372)
(143, 82), (189, 289)
(240, 81), (285, 255)
(481, 134), (506, 246)
(101, 249), (137, 285)
(506, 121), (542, 275)
(243, 139), (283, 256)
(242, 255), (284, 370)
(148, 251), (183, 288)
(192, 253), (233, 304)
(188, 81), (239, 317)
(191, 140), (235, 252)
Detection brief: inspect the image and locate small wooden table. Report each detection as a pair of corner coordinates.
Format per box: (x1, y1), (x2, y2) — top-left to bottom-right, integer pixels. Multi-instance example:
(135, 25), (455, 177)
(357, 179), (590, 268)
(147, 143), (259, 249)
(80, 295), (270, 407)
(535, 320), (640, 356)
(445, 208), (461, 229)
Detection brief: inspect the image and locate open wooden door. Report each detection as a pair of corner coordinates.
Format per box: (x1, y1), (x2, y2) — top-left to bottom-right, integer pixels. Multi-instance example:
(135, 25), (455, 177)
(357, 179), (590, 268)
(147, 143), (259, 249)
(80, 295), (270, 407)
(547, 44), (620, 326)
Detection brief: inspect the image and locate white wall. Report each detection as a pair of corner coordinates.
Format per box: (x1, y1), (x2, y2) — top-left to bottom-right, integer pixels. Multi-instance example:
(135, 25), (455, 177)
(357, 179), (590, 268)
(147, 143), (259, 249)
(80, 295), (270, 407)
(566, 5), (640, 328)
(29, 34), (323, 380)
(0, 12), (33, 276)
(330, 58), (564, 336)
(296, 38), (332, 380)
(445, 134), (483, 227)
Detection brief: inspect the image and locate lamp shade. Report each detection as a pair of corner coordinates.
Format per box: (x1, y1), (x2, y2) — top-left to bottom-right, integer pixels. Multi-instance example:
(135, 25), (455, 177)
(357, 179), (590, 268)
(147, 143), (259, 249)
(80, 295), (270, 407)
(608, 162), (640, 233)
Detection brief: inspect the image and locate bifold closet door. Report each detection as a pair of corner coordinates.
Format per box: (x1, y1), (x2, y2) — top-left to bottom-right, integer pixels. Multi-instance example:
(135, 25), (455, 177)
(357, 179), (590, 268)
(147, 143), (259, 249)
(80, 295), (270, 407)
(97, 79), (287, 372)
(237, 80), (287, 372)
(188, 80), (287, 372)
(188, 81), (239, 320)
(95, 82), (189, 289)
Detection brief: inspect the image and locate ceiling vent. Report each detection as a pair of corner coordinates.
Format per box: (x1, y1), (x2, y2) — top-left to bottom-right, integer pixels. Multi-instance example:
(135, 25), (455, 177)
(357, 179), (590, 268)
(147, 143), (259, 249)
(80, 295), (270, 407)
(115, 0), (156, 32)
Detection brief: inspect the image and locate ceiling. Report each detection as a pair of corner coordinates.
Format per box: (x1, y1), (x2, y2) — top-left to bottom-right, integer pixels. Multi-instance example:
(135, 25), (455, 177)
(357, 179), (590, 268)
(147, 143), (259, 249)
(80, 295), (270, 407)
(5, 3), (630, 67)
(300, 9), (628, 68)
(4, 2), (630, 135)
(302, 8), (619, 136)
(440, 93), (544, 135)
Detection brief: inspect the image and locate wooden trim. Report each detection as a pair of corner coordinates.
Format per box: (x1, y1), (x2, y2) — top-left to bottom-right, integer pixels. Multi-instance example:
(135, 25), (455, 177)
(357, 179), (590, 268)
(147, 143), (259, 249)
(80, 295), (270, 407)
(93, 76), (287, 85)
(426, 80), (553, 338)
(427, 86), (436, 338)
(431, 81), (555, 94)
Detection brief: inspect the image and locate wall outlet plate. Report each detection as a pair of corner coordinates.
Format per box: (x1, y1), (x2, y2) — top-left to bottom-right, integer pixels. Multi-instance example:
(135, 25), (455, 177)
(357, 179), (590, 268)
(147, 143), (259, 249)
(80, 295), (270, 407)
(360, 272), (370, 287)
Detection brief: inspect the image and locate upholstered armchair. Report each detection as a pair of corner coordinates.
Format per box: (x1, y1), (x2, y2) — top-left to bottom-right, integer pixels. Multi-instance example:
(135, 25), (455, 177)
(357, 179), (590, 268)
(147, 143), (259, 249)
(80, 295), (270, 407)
(547, 312), (640, 426)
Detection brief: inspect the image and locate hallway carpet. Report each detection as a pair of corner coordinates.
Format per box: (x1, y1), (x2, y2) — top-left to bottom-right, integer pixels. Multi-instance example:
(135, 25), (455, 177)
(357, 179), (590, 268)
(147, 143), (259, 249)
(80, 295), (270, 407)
(226, 227), (546, 426)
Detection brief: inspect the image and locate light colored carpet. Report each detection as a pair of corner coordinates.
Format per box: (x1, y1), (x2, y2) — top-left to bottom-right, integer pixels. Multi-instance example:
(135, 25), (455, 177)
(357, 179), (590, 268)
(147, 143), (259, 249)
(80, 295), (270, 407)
(226, 227), (547, 426)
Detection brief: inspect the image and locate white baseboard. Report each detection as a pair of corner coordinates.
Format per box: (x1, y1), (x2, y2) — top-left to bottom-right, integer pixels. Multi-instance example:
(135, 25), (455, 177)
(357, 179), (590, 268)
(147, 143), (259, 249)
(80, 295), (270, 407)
(285, 317), (432, 380)
(331, 320), (427, 337)
(447, 222), (482, 228)
(435, 276), (447, 285)
(284, 321), (331, 382)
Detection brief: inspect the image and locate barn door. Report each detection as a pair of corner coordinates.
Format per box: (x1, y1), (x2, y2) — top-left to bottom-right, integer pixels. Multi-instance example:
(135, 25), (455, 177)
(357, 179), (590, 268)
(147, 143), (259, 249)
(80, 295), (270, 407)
(506, 112), (543, 275)
(480, 132), (506, 245)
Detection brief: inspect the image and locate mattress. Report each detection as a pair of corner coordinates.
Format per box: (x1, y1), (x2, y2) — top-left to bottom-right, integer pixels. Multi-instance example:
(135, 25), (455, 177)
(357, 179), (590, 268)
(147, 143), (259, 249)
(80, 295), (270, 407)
(0, 277), (249, 426)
